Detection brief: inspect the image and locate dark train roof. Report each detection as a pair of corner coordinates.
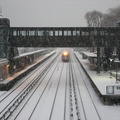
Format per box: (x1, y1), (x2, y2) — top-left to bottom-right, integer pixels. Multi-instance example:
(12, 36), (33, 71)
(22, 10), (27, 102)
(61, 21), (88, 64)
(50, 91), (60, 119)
(14, 49), (47, 59)
(0, 59), (8, 65)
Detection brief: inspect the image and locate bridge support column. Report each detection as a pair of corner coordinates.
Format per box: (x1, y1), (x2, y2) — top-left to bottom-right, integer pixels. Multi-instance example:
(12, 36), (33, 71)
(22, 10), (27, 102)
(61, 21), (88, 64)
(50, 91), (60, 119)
(97, 47), (101, 75)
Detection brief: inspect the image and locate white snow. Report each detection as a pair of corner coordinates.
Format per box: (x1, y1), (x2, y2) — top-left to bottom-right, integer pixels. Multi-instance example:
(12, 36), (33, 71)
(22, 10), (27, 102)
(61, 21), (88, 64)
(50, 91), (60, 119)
(0, 48), (120, 120)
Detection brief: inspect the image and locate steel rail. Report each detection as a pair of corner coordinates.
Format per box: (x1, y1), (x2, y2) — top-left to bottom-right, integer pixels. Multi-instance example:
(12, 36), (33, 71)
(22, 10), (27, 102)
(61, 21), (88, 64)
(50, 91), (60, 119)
(68, 61), (81, 120)
(0, 53), (55, 103)
(0, 52), (60, 120)
(73, 52), (101, 120)
(49, 61), (64, 120)
(14, 53), (61, 120)
(0, 53), (57, 115)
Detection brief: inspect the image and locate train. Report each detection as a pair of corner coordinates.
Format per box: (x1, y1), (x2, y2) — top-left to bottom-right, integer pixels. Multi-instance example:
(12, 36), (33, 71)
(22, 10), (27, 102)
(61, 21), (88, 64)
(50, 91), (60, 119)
(0, 48), (53, 78)
(9, 49), (53, 75)
(0, 48), (55, 90)
(62, 51), (70, 62)
(0, 49), (49, 81)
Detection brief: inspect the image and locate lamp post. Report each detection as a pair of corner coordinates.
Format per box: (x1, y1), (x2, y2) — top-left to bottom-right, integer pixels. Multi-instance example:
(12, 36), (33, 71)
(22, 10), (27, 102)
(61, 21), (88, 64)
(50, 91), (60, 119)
(109, 58), (113, 78)
(116, 22), (120, 83)
(97, 47), (101, 75)
(114, 59), (120, 83)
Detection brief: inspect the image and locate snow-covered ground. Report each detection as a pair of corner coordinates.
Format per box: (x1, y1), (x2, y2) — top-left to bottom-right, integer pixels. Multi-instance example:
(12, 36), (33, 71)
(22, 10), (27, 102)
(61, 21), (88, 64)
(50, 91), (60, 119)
(0, 48), (120, 120)
(73, 50), (120, 120)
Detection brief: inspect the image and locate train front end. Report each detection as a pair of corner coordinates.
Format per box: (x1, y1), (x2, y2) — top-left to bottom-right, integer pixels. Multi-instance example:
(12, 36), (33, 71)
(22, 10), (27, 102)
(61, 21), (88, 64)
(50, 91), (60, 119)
(62, 51), (69, 62)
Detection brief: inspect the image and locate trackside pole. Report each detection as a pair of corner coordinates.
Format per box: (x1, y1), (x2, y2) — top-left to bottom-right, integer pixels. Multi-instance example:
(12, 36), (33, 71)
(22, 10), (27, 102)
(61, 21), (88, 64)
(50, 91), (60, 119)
(97, 47), (101, 75)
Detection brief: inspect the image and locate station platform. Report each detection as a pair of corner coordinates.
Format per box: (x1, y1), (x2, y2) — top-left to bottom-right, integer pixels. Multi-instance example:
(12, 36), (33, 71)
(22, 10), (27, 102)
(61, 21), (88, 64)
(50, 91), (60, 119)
(74, 51), (120, 96)
(0, 51), (55, 90)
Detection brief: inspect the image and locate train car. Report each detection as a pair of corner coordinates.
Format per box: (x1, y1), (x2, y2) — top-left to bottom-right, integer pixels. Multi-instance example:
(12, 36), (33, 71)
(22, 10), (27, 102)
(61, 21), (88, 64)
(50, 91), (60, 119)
(8, 49), (52, 75)
(62, 51), (70, 62)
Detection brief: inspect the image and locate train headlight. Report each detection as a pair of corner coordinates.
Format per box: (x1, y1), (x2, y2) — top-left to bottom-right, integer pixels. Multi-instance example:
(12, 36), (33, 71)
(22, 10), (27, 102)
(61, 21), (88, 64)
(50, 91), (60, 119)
(63, 52), (68, 56)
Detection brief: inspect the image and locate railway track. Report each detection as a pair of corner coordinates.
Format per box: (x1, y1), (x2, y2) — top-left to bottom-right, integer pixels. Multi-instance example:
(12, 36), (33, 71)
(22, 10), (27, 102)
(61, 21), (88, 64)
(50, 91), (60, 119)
(0, 49), (104, 120)
(0, 52), (56, 101)
(68, 62), (81, 120)
(0, 56), (54, 102)
(13, 54), (62, 120)
(71, 51), (101, 120)
(0, 52), (60, 120)
(10, 53), (65, 120)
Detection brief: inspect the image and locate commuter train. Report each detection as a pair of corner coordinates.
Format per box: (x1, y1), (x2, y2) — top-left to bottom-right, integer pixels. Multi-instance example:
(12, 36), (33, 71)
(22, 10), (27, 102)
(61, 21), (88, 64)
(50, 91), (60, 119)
(62, 51), (70, 62)
(9, 49), (53, 75)
(0, 49), (50, 81)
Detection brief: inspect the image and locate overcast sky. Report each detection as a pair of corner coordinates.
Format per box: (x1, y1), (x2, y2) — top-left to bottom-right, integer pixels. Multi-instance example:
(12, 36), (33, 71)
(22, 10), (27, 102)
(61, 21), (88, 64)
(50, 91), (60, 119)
(0, 0), (120, 27)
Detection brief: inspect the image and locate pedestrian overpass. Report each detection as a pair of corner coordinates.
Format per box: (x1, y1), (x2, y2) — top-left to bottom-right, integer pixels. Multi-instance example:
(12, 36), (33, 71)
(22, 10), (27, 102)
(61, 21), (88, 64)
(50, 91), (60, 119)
(0, 18), (120, 74)
(9, 27), (120, 47)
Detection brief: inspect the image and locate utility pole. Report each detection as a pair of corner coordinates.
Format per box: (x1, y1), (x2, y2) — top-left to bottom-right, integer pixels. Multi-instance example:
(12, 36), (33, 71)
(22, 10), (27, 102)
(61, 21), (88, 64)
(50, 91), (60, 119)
(97, 47), (101, 75)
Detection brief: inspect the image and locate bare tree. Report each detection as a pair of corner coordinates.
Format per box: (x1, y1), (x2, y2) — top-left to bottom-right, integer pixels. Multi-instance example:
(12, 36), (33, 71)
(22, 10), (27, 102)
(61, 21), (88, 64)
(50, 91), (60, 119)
(109, 6), (120, 22)
(85, 6), (120, 27)
(101, 6), (120, 60)
(101, 14), (115, 27)
(101, 6), (120, 26)
(85, 10), (103, 27)
(85, 10), (103, 52)
(85, 6), (120, 66)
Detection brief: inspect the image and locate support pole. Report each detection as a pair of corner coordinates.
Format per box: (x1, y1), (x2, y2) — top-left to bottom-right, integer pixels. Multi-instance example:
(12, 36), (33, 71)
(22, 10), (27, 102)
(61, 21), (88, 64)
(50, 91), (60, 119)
(97, 47), (101, 75)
